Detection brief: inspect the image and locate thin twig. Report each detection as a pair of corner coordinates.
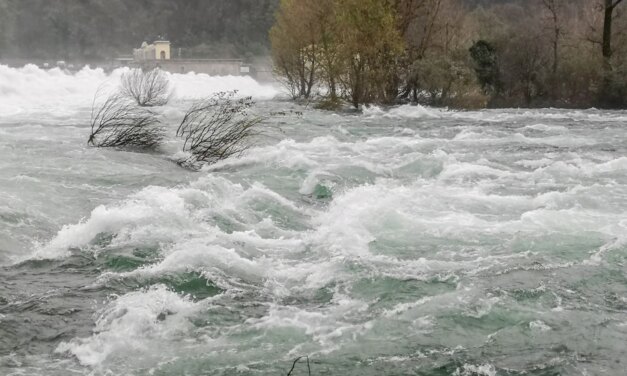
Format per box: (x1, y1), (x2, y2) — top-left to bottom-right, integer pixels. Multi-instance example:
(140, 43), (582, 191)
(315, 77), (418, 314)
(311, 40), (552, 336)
(88, 92), (164, 149)
(120, 68), (172, 107)
(286, 356), (311, 376)
(176, 91), (266, 170)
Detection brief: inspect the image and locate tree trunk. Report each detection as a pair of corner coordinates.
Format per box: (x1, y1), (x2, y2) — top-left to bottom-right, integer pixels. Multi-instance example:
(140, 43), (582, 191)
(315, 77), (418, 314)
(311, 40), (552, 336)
(552, 20), (559, 76)
(600, 0), (624, 106)
(602, 0), (615, 61)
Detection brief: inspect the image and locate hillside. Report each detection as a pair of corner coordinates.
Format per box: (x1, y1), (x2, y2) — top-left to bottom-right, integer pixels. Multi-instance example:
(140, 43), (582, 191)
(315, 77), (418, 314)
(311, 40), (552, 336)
(0, 0), (279, 60)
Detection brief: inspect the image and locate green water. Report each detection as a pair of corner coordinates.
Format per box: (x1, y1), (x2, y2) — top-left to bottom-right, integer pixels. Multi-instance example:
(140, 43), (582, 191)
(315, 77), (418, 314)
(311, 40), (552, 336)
(1, 81), (627, 375)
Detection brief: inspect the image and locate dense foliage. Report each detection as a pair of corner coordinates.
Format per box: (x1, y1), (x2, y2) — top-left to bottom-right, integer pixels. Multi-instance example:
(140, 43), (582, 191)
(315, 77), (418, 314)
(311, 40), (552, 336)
(271, 0), (627, 108)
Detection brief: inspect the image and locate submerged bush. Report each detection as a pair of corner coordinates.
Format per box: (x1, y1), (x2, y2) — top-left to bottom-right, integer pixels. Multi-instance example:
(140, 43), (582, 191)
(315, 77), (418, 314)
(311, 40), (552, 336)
(120, 68), (172, 107)
(176, 91), (264, 169)
(88, 93), (164, 149)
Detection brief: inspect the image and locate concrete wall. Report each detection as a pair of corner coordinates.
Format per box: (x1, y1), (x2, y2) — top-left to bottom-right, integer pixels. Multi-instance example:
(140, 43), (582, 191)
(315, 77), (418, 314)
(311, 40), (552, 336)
(142, 59), (243, 76)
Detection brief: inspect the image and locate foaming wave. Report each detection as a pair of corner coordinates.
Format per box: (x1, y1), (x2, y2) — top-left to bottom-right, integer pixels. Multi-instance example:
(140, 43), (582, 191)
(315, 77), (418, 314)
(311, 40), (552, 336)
(26, 175), (312, 261)
(0, 64), (280, 118)
(166, 70), (279, 100)
(56, 285), (199, 366)
(454, 364), (497, 376)
(452, 129), (595, 147)
(363, 104), (442, 119)
(531, 157), (627, 178)
(0, 64), (110, 116)
(524, 123), (568, 133)
(363, 104), (627, 123)
(245, 296), (372, 353)
(310, 175), (625, 271)
(28, 186), (204, 260)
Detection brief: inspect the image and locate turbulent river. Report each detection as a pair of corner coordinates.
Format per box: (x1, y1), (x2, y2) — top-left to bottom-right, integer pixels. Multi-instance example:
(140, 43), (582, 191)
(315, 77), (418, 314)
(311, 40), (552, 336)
(0, 65), (626, 376)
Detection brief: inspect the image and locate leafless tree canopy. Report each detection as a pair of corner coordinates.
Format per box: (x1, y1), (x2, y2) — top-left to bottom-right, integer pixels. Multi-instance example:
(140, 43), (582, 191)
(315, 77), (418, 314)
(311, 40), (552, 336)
(120, 68), (172, 107)
(176, 91), (264, 169)
(88, 93), (164, 149)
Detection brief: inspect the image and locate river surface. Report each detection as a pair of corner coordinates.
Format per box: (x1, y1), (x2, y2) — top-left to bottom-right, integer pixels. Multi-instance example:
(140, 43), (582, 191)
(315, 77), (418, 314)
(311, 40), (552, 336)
(0, 65), (626, 376)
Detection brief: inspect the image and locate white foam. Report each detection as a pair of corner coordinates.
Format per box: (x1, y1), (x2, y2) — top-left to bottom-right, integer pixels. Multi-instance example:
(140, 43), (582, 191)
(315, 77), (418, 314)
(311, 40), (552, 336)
(529, 320), (552, 332)
(245, 296), (372, 350)
(5, 88), (625, 373)
(363, 104), (627, 123)
(0, 64), (280, 118)
(364, 104), (442, 119)
(28, 186), (200, 260)
(56, 285), (198, 366)
(524, 123), (568, 132)
(455, 364), (497, 376)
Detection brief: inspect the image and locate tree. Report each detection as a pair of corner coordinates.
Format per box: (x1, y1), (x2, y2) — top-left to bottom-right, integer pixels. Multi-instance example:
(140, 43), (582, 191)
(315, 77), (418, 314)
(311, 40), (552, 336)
(335, 0), (405, 107)
(88, 93), (164, 149)
(270, 0), (321, 99)
(600, 0), (625, 106)
(541, 0), (562, 76)
(312, 0), (342, 101)
(602, 0), (624, 62)
(411, 53), (480, 106)
(176, 92), (264, 169)
(120, 68), (172, 107)
(469, 40), (500, 95)
(396, 0), (473, 103)
(270, 0), (404, 107)
(267, 0), (625, 109)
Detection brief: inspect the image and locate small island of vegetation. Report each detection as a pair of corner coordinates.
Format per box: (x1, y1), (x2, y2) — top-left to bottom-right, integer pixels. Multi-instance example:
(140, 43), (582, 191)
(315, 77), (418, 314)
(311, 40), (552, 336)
(270, 0), (627, 109)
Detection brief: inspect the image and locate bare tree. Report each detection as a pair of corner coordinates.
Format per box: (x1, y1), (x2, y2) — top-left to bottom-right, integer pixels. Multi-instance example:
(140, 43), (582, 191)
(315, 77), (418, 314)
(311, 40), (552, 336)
(270, 1), (321, 100)
(88, 93), (164, 149)
(599, 0), (625, 105)
(176, 91), (264, 169)
(541, 0), (562, 75)
(120, 68), (172, 107)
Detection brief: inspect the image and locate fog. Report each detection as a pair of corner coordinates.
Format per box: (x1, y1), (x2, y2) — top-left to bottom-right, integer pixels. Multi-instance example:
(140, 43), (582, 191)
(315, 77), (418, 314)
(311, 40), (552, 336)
(0, 0), (278, 62)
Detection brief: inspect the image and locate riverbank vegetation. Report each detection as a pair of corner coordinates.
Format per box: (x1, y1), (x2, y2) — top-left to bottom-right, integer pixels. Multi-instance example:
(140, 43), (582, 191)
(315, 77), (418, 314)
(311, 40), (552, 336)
(176, 92), (263, 170)
(88, 92), (164, 149)
(270, 0), (627, 109)
(88, 70), (267, 170)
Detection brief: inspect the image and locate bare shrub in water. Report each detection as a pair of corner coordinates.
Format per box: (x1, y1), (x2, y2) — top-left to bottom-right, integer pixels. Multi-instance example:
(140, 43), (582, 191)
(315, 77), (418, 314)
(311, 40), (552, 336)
(120, 68), (172, 107)
(176, 91), (264, 169)
(88, 93), (164, 149)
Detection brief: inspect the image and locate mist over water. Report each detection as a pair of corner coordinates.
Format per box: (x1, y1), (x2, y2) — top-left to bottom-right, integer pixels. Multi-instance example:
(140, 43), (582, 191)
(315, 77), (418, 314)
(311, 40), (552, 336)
(1, 65), (626, 375)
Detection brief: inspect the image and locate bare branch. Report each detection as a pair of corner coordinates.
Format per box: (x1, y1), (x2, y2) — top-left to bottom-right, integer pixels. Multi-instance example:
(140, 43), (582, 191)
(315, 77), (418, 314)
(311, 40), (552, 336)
(286, 356), (311, 376)
(120, 68), (172, 107)
(176, 91), (266, 170)
(88, 92), (164, 150)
